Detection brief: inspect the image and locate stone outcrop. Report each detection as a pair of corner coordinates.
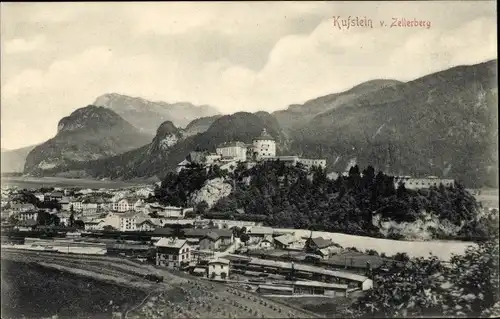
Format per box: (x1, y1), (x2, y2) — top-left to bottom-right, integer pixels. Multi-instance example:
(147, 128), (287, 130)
(189, 178), (233, 209)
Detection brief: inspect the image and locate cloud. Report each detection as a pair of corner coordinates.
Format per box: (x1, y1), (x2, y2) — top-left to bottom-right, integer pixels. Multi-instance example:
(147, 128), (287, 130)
(4, 35), (46, 54)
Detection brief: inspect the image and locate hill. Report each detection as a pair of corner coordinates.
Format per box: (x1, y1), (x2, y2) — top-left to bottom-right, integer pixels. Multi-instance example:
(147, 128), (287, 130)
(93, 93), (221, 134)
(23, 106), (152, 175)
(290, 60), (498, 187)
(273, 79), (402, 133)
(1, 144), (38, 173)
(182, 115), (222, 137)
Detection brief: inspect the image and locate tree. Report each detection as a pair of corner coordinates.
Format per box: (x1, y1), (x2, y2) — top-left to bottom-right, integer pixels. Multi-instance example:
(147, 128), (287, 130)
(195, 201), (209, 215)
(240, 233), (250, 244)
(73, 220), (85, 229)
(210, 272), (216, 280)
(7, 215), (19, 225)
(103, 225), (116, 231)
(69, 207), (75, 228)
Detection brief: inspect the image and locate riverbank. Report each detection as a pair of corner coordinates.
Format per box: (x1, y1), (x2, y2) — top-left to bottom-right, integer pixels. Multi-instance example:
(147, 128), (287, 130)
(1, 259), (149, 319)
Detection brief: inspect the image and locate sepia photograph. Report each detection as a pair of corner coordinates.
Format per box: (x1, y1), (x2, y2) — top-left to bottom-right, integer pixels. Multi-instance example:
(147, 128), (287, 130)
(0, 1), (498, 318)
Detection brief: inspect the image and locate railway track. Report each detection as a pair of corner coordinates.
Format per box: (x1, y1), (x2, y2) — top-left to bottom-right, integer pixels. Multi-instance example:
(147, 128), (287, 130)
(2, 249), (321, 318)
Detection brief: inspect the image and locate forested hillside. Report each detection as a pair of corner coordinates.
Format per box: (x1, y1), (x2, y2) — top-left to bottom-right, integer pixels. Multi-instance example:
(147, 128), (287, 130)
(152, 162), (495, 241)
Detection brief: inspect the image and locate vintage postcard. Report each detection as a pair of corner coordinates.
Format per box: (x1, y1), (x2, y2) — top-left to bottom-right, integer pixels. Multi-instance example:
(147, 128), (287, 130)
(1, 1), (498, 318)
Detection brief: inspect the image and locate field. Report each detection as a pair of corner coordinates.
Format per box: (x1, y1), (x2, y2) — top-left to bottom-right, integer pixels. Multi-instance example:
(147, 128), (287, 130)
(1, 249), (320, 319)
(1, 259), (148, 319)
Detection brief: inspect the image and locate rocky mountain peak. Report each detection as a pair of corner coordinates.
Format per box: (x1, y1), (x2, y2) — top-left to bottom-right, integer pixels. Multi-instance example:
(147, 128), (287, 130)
(56, 105), (128, 134)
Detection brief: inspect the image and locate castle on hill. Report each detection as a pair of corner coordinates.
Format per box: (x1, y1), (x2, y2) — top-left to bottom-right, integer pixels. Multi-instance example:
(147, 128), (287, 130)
(177, 128), (326, 173)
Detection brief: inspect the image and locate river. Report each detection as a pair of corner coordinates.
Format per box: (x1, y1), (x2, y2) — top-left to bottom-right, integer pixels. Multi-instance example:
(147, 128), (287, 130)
(1, 176), (153, 190)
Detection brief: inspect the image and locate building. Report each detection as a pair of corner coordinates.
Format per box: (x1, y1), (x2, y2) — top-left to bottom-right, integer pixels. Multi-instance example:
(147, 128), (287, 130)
(113, 197), (144, 212)
(261, 156), (327, 170)
(208, 258), (230, 280)
(71, 200), (83, 212)
(136, 219), (158, 232)
(252, 129), (276, 160)
(258, 235), (275, 250)
(33, 193), (45, 202)
(84, 219), (101, 231)
(48, 191), (64, 201)
(305, 237), (337, 259)
(297, 158), (327, 170)
(199, 231), (222, 251)
(274, 233), (299, 250)
(155, 238), (191, 269)
(16, 219), (38, 231)
(247, 226), (274, 243)
(135, 187), (154, 198)
(293, 281), (348, 297)
(57, 212), (72, 226)
(257, 285), (294, 295)
(60, 198), (72, 211)
(159, 206), (184, 219)
(118, 211), (142, 231)
(9, 203), (36, 213)
(216, 141), (247, 162)
(18, 211), (39, 221)
(393, 176), (455, 190)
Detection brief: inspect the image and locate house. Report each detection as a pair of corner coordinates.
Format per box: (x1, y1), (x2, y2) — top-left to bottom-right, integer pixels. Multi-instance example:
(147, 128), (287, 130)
(274, 233), (299, 250)
(60, 197), (71, 211)
(305, 237), (335, 257)
(199, 231), (222, 251)
(10, 203), (36, 213)
(155, 238), (191, 269)
(70, 200), (83, 212)
(208, 258), (230, 280)
(57, 212), (72, 226)
(34, 193), (45, 202)
(135, 187), (154, 198)
(183, 228), (210, 245)
(247, 226), (274, 243)
(118, 211), (143, 231)
(16, 219), (38, 231)
(18, 211), (39, 221)
(84, 219), (101, 231)
(48, 191), (64, 201)
(258, 235), (275, 250)
(156, 206), (184, 219)
(136, 219), (159, 232)
(99, 213), (120, 230)
(113, 197), (144, 212)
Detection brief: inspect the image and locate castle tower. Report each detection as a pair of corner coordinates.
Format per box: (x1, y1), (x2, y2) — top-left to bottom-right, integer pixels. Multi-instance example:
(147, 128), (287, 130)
(252, 128), (276, 161)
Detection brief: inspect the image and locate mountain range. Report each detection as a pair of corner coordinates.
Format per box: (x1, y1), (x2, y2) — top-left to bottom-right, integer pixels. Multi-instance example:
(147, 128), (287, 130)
(7, 59), (498, 187)
(93, 93), (220, 135)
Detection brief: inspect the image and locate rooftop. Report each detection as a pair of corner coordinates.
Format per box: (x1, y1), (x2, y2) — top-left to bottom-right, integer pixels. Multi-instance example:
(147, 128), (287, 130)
(208, 258), (230, 265)
(253, 128), (275, 141)
(155, 237), (187, 249)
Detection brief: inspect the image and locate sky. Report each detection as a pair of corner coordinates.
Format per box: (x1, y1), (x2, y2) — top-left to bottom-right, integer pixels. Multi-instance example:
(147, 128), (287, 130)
(0, 1), (497, 150)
